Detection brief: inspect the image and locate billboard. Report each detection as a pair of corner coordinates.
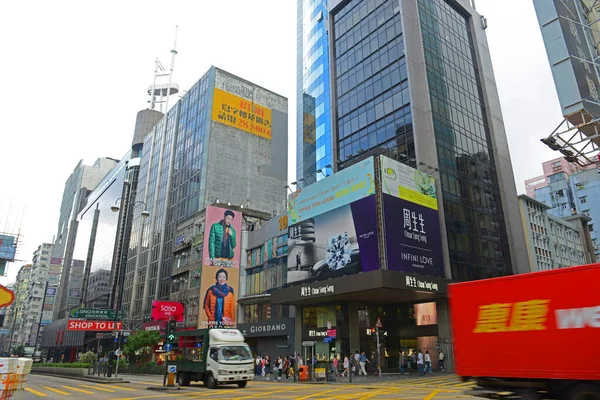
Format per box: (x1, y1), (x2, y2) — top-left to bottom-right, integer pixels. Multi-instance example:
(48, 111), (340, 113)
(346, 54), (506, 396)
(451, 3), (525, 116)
(379, 156), (444, 277)
(198, 206), (243, 329)
(287, 194), (379, 285)
(287, 157), (375, 224)
(151, 301), (184, 322)
(211, 87), (272, 140)
(0, 235), (16, 261)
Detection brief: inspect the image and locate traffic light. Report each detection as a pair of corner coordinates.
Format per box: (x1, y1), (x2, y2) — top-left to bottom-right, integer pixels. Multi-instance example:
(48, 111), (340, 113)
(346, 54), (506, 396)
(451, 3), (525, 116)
(167, 320), (177, 343)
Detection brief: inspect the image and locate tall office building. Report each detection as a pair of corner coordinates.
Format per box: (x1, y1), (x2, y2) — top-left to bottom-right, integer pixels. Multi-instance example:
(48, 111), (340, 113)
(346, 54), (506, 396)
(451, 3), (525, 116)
(297, 0), (334, 184)
(122, 66), (288, 318)
(280, 0), (528, 372)
(326, 0), (528, 278)
(51, 157), (118, 320)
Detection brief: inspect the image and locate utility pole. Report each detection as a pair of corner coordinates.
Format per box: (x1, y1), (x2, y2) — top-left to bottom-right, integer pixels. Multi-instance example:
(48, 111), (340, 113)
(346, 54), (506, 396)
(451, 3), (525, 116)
(375, 317), (382, 379)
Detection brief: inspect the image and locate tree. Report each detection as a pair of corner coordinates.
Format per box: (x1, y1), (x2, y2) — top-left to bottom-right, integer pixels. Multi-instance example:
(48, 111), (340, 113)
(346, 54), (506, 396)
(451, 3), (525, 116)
(80, 351), (97, 364)
(12, 346), (24, 357)
(123, 330), (160, 364)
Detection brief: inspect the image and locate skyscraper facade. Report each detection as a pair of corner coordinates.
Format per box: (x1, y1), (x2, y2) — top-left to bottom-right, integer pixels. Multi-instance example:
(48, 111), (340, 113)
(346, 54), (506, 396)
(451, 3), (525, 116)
(297, 0), (334, 184)
(326, 0), (528, 278)
(123, 67), (288, 317)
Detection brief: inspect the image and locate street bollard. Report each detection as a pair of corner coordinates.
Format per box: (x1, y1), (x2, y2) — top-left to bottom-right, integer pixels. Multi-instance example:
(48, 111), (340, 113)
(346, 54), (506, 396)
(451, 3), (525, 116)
(167, 372), (176, 386)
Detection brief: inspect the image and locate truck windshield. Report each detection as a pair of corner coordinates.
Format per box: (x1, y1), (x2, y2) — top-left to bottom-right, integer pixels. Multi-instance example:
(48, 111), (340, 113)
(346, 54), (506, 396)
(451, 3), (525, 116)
(219, 346), (252, 362)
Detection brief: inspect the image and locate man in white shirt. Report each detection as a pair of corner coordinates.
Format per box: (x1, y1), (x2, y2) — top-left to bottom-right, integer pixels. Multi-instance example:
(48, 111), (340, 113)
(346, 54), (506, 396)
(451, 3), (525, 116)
(438, 350), (445, 372)
(424, 351), (432, 374)
(417, 349), (424, 376)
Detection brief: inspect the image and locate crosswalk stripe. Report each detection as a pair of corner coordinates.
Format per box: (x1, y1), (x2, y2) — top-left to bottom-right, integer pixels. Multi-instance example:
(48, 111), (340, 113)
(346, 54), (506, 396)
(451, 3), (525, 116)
(101, 384), (137, 391)
(43, 386), (70, 395)
(80, 384), (115, 392)
(24, 388), (49, 397)
(62, 385), (94, 394)
(453, 381), (476, 387)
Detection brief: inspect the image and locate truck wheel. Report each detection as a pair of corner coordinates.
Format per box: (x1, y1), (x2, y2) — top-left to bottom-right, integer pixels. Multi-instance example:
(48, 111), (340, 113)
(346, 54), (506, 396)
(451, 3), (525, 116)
(177, 373), (190, 387)
(569, 383), (600, 400)
(205, 373), (217, 389)
(237, 381), (248, 388)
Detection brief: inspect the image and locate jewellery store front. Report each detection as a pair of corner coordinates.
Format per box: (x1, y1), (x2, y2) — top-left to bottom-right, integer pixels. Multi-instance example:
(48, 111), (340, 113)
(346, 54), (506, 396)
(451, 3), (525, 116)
(271, 269), (451, 372)
(237, 318), (295, 359)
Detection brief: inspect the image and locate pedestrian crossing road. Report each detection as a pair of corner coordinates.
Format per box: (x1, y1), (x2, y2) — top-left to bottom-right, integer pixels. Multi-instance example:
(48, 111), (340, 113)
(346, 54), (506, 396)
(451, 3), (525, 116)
(22, 373), (478, 399)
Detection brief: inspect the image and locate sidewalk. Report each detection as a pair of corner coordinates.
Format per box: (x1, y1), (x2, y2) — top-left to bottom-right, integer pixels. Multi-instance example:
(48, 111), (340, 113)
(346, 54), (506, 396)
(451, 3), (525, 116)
(252, 371), (452, 385)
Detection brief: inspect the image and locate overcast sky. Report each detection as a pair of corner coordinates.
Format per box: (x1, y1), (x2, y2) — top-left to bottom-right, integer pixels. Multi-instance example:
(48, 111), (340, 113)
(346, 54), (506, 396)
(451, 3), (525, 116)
(0, 0), (562, 285)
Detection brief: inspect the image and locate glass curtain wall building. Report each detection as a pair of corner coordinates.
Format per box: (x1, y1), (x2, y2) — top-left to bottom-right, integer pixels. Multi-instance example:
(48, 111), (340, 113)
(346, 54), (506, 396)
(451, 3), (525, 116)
(327, 0), (528, 278)
(297, 0), (334, 184)
(123, 67), (289, 317)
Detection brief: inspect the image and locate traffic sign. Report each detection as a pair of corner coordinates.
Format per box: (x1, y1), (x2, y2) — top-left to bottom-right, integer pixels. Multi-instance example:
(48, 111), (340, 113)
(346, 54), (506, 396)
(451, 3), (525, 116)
(96, 333), (104, 339)
(323, 337), (332, 343)
(376, 317), (383, 328)
(115, 349), (122, 356)
(70, 308), (124, 320)
(302, 341), (316, 347)
(168, 333), (175, 342)
(0, 285), (15, 309)
(168, 365), (177, 374)
(165, 344), (172, 352)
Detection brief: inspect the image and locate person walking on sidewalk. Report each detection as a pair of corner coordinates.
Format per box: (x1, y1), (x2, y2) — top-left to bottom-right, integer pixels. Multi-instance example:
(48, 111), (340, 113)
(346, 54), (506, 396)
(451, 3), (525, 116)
(424, 351), (432, 374)
(438, 350), (445, 372)
(359, 351), (370, 376)
(354, 351), (360, 375)
(283, 356), (290, 379)
(417, 350), (424, 376)
(343, 355), (350, 377)
(398, 351), (406, 375)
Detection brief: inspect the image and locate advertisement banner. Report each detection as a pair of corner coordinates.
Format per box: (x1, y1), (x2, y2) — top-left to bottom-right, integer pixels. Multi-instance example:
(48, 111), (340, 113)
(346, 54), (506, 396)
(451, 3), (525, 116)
(199, 264), (239, 329)
(0, 235), (16, 261)
(198, 206), (242, 329)
(202, 206), (243, 269)
(211, 88), (272, 140)
(288, 157), (375, 224)
(380, 156), (437, 209)
(151, 301), (184, 322)
(380, 156), (444, 277)
(287, 195), (379, 285)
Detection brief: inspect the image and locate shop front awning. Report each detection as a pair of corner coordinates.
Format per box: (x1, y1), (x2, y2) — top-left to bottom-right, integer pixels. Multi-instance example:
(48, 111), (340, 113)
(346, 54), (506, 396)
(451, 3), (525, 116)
(271, 269), (449, 306)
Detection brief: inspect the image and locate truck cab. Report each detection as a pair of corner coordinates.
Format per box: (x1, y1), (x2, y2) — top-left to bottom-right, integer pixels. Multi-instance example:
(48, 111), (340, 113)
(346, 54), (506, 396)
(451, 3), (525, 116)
(173, 328), (254, 388)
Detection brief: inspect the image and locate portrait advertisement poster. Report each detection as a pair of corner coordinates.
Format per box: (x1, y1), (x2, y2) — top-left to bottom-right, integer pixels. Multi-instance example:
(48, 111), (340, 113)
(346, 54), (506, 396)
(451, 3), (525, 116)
(199, 206), (243, 329)
(287, 195), (379, 285)
(198, 264), (239, 329)
(379, 156), (444, 277)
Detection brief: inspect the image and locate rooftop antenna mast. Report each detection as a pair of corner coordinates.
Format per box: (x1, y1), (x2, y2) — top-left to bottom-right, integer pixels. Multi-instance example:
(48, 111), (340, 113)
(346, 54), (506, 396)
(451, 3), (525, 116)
(147, 26), (179, 112)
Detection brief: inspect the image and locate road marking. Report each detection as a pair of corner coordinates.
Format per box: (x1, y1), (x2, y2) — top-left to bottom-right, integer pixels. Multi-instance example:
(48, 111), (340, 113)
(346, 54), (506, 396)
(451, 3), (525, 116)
(24, 388), (49, 397)
(232, 390), (288, 399)
(425, 389), (440, 399)
(128, 380), (163, 386)
(43, 386), (70, 395)
(112, 393), (191, 400)
(453, 381), (476, 387)
(80, 384), (116, 392)
(62, 386), (94, 394)
(101, 384), (137, 391)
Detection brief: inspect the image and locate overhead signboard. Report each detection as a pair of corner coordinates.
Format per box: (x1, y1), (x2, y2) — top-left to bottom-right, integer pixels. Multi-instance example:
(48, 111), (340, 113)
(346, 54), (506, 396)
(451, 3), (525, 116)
(67, 320), (123, 331)
(211, 87), (272, 140)
(69, 308), (124, 320)
(379, 156), (445, 278)
(0, 284), (15, 308)
(151, 301), (184, 323)
(287, 157), (375, 224)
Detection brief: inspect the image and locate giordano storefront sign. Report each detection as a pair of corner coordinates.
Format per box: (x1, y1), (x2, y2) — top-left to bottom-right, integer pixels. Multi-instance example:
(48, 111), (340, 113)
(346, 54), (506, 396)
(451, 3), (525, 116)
(238, 318), (294, 337)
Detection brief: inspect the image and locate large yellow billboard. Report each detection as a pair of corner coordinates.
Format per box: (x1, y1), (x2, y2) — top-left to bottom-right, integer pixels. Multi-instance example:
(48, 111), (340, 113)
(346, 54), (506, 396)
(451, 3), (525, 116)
(211, 88), (272, 140)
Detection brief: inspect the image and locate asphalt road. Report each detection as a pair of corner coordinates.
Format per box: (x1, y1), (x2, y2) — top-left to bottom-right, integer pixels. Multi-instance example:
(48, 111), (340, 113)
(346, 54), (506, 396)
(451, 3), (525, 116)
(19, 372), (477, 399)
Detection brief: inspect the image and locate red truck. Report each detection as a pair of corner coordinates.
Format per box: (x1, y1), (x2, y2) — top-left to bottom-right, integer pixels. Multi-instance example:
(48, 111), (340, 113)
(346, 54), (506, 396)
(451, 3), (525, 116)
(449, 263), (600, 399)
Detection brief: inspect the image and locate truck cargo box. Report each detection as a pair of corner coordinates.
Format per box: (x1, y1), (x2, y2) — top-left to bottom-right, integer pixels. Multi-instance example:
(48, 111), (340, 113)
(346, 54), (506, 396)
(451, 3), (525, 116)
(449, 263), (600, 382)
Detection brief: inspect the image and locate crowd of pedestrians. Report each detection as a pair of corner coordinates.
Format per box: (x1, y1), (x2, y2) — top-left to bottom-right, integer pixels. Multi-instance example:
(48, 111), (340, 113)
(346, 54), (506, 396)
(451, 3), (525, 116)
(254, 348), (446, 381)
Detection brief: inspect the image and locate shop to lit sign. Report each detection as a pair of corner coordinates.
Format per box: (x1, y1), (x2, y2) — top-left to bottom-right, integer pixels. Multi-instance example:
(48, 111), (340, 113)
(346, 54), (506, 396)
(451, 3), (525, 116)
(404, 276), (439, 292)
